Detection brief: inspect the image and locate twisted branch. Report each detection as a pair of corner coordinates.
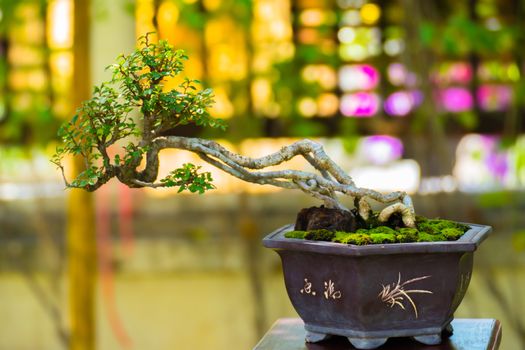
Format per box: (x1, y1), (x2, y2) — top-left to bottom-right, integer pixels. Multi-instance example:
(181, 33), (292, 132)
(129, 136), (416, 227)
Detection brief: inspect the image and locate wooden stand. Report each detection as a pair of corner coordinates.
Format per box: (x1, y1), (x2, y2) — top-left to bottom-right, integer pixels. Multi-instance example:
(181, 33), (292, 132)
(254, 318), (501, 350)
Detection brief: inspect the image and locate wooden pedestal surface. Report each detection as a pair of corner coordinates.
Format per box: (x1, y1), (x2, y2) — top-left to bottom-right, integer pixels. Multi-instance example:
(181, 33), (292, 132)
(254, 318), (501, 350)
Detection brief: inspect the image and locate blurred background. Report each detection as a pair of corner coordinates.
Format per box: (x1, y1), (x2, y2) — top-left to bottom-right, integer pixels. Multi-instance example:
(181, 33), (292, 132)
(1, 0), (525, 349)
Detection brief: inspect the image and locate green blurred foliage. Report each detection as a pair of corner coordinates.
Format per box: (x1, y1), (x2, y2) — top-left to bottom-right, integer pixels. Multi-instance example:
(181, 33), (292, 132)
(0, 0), (59, 145)
(420, 13), (519, 57)
(512, 230), (525, 252)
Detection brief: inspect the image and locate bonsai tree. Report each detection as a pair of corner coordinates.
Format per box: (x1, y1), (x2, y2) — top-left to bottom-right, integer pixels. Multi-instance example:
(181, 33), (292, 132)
(52, 34), (417, 230)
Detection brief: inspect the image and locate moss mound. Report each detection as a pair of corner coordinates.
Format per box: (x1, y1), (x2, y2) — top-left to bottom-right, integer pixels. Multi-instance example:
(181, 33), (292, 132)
(284, 230), (307, 239)
(304, 229), (335, 241)
(284, 213), (471, 246)
(396, 228), (419, 243)
(333, 232), (372, 245)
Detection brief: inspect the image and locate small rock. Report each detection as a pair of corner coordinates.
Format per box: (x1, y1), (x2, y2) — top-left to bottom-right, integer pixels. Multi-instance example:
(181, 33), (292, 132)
(295, 206), (358, 232)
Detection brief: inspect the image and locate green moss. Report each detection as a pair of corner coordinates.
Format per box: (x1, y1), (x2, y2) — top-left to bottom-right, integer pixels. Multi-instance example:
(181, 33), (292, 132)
(369, 226), (397, 235)
(417, 219), (470, 239)
(343, 233), (372, 245)
(370, 233), (396, 244)
(396, 228), (419, 243)
(284, 230), (307, 239)
(333, 231), (352, 243)
(417, 222), (436, 235)
(418, 232), (445, 242)
(286, 212), (471, 245)
(442, 228), (464, 241)
(355, 226), (396, 236)
(455, 222), (471, 232)
(415, 215), (429, 224)
(304, 229), (335, 241)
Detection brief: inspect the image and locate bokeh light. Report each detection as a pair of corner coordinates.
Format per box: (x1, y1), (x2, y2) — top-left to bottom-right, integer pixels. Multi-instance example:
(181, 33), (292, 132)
(338, 64), (379, 91)
(360, 135), (404, 165)
(360, 3), (381, 25)
(299, 9), (325, 26)
(434, 62), (473, 85)
(439, 87), (473, 112)
(477, 84), (513, 112)
(47, 0), (73, 49)
(340, 92), (380, 117)
(302, 65), (337, 90)
(384, 91), (419, 117)
(158, 1), (179, 43)
(298, 97), (317, 117)
(387, 63), (407, 86)
(340, 10), (361, 26)
(317, 93), (339, 117)
(337, 27), (356, 43)
(454, 134), (512, 191)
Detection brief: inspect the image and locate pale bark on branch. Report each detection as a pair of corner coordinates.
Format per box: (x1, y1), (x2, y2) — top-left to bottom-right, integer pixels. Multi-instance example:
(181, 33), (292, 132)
(129, 136), (416, 227)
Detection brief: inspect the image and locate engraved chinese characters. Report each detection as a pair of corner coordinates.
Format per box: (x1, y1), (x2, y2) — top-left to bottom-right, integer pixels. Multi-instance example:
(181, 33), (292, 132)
(300, 278), (342, 300)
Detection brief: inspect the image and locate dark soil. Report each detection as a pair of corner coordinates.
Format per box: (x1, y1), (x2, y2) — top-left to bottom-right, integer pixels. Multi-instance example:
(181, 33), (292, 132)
(294, 206), (358, 232)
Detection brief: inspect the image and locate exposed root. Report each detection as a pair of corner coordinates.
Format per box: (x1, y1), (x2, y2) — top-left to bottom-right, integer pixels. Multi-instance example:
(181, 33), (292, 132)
(378, 203), (416, 228)
(357, 197), (371, 221)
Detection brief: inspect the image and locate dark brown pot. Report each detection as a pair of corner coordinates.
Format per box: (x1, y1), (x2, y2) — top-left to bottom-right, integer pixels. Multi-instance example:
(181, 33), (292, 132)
(262, 223), (491, 349)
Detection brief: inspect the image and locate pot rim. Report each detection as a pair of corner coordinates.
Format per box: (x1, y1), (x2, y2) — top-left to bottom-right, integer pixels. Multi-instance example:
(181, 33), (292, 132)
(262, 223), (491, 256)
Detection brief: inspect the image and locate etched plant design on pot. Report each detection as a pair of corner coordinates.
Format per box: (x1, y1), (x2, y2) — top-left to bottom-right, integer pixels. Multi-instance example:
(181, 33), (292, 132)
(379, 273), (433, 318)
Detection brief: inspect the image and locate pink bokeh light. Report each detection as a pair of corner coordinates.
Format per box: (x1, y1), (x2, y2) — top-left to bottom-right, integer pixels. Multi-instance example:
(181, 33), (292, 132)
(477, 84), (512, 112)
(340, 92), (380, 117)
(439, 87), (473, 112)
(433, 62), (473, 85)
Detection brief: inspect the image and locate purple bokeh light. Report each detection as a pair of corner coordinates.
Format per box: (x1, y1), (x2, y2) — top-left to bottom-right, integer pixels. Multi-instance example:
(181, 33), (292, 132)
(361, 135), (404, 165)
(480, 135), (509, 181)
(384, 90), (422, 117)
(485, 152), (509, 181)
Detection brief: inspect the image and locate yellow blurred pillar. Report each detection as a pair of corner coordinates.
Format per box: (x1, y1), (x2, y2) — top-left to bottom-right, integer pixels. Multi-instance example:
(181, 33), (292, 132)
(67, 186), (96, 350)
(68, 1), (96, 350)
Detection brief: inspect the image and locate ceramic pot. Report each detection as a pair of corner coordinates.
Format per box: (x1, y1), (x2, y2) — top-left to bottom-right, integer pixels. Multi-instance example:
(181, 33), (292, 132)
(262, 223), (491, 349)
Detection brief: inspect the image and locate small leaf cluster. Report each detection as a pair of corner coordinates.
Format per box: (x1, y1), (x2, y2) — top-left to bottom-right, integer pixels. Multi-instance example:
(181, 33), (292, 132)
(160, 163), (215, 194)
(120, 143), (149, 166)
(52, 83), (137, 188)
(109, 34), (225, 133)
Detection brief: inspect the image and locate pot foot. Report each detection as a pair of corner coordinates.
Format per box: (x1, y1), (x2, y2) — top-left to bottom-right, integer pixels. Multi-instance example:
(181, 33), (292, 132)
(442, 323), (454, 337)
(347, 337), (387, 349)
(413, 334), (442, 345)
(305, 330), (330, 343)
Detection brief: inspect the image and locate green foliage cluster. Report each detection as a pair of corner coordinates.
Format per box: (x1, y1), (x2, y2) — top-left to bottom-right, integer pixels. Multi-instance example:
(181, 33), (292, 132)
(284, 215), (470, 245)
(420, 14), (518, 57)
(160, 163), (214, 194)
(52, 34), (224, 193)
